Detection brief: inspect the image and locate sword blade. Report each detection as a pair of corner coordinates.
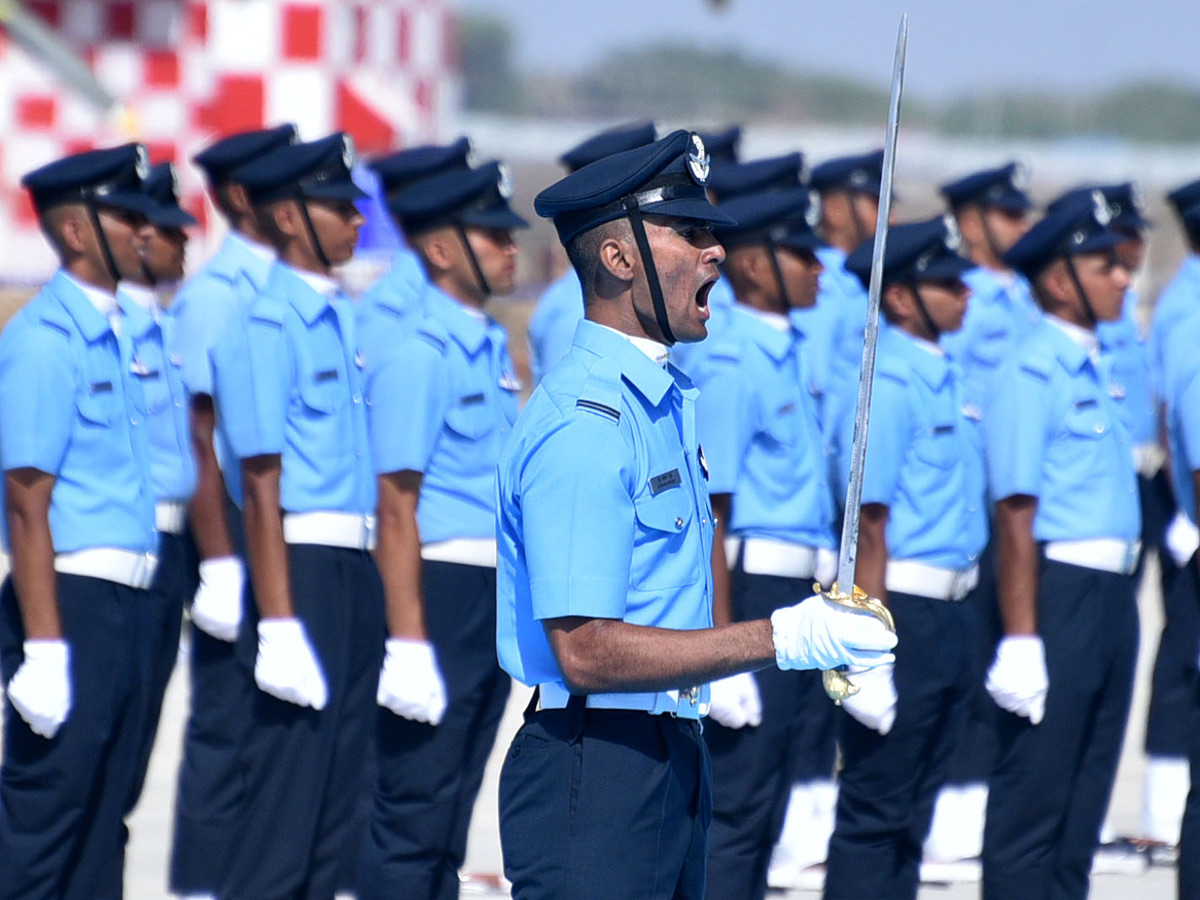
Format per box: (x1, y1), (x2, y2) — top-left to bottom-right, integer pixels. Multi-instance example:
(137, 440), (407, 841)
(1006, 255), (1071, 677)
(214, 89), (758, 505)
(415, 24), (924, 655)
(835, 13), (908, 593)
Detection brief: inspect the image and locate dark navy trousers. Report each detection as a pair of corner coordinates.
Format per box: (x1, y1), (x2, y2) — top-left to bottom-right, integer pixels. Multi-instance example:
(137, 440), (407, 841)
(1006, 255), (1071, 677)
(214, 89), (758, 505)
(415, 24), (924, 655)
(360, 560), (511, 900)
(221, 544), (385, 900)
(824, 590), (978, 900)
(982, 558), (1138, 900)
(0, 574), (152, 900)
(1172, 560), (1200, 900)
(704, 565), (824, 900)
(500, 696), (712, 900)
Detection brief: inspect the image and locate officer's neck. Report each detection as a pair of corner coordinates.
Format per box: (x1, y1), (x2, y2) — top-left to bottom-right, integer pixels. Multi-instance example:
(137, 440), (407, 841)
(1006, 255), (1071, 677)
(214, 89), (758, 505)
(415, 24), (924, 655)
(64, 255), (118, 296)
(279, 244), (332, 279)
(432, 272), (488, 312)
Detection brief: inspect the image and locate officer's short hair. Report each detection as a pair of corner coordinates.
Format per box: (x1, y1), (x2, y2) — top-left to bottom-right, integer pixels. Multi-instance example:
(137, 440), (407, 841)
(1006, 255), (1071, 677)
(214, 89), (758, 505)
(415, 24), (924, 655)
(566, 218), (630, 299)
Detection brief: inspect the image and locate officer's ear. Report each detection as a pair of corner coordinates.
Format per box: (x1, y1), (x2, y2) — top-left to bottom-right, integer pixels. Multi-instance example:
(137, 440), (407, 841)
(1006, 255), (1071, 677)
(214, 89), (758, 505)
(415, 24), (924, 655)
(1038, 259), (1074, 306)
(881, 282), (911, 322)
(269, 200), (304, 240)
(222, 183), (255, 219)
(416, 227), (457, 276)
(597, 230), (636, 283)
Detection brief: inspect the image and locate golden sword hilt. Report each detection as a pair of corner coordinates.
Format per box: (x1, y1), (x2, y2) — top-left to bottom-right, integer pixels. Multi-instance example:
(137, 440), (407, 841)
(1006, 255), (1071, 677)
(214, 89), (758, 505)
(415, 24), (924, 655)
(817, 582), (896, 704)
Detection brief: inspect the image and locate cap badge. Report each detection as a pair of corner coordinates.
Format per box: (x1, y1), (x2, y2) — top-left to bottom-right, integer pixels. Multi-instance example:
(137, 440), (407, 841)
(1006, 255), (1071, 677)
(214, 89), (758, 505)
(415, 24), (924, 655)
(1010, 162), (1030, 192)
(806, 190), (822, 229)
(943, 213), (963, 251)
(497, 162), (514, 199)
(135, 144), (151, 180)
(686, 133), (710, 185)
(341, 134), (357, 171)
(1092, 189), (1112, 227)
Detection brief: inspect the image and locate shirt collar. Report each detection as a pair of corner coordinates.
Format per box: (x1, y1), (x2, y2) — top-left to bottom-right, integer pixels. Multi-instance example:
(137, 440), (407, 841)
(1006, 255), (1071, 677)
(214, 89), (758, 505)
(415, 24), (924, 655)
(50, 270), (115, 342)
(119, 282), (161, 319)
(216, 231), (275, 290)
(1043, 316), (1096, 372)
(423, 283), (493, 355)
(594, 323), (671, 367)
(733, 305), (793, 361)
(891, 327), (951, 388)
(63, 271), (119, 318)
(1046, 314), (1099, 358)
(116, 290), (159, 340)
(573, 319), (678, 406)
(272, 262), (339, 325)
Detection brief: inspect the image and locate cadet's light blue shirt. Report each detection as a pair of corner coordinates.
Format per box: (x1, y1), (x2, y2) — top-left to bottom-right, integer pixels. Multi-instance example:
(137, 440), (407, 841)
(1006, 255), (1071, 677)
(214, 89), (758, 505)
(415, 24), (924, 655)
(496, 320), (715, 706)
(528, 269), (584, 385)
(986, 317), (1140, 542)
(1098, 289), (1156, 448)
(358, 247), (427, 327)
(818, 246), (871, 374)
(1162, 310), (1200, 522)
(846, 328), (987, 567)
(363, 283), (519, 544)
(0, 271), (157, 554)
(693, 306), (833, 548)
(1149, 254), (1200, 396)
(210, 262), (375, 516)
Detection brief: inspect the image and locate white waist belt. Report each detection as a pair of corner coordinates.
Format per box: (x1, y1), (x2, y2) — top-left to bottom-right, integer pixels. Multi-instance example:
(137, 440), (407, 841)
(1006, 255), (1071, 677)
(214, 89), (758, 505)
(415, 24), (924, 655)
(283, 512), (376, 551)
(1133, 443), (1163, 478)
(155, 501), (187, 535)
(421, 538), (497, 568)
(741, 538), (817, 579)
(1044, 539), (1141, 576)
(55, 548), (158, 589)
(723, 537), (741, 571)
(886, 560), (979, 601)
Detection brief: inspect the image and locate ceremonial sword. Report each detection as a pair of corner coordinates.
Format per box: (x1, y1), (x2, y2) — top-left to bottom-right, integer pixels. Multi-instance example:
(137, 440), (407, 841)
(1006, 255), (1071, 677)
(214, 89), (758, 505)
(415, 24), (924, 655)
(821, 14), (908, 703)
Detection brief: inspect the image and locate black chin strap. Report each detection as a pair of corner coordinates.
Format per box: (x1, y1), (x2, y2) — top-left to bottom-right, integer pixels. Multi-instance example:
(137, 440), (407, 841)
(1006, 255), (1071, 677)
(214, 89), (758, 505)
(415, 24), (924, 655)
(456, 224), (493, 298)
(980, 209), (1005, 266)
(622, 196), (676, 346)
(139, 256), (158, 288)
(295, 191), (332, 271)
(1064, 255), (1098, 327)
(84, 195), (121, 286)
(765, 238), (793, 310)
(910, 282), (942, 339)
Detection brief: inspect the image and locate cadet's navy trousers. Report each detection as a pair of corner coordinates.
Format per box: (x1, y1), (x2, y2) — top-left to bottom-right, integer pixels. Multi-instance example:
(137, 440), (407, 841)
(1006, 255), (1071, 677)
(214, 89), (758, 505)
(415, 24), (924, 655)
(360, 560), (510, 900)
(0, 574), (152, 900)
(500, 696), (712, 900)
(221, 544), (385, 900)
(982, 558), (1138, 900)
(824, 589), (979, 900)
(1172, 561), (1200, 900)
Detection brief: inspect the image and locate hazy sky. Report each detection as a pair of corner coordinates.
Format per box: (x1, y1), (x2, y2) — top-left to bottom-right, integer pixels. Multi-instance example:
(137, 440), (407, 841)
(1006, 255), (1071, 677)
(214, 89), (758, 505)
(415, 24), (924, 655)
(455, 0), (1200, 101)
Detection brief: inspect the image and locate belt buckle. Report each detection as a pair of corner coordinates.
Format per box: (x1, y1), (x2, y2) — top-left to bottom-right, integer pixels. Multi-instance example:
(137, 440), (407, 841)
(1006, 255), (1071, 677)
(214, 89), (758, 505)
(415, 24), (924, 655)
(1123, 541), (1141, 576)
(680, 686), (700, 710)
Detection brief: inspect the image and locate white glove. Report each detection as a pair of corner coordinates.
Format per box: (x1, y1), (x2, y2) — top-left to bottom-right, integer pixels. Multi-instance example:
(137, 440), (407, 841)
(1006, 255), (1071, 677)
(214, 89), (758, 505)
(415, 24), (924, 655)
(707, 672), (763, 728)
(840, 663), (897, 735)
(986, 635), (1048, 725)
(191, 557), (246, 642)
(1165, 511), (1200, 568)
(377, 638), (448, 725)
(7, 640), (72, 738)
(255, 618), (328, 710)
(770, 594), (897, 671)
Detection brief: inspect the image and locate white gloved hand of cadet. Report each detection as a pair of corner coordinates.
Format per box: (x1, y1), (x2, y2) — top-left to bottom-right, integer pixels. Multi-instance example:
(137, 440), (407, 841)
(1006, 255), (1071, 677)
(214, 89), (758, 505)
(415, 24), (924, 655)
(986, 635), (1047, 724)
(840, 663), (898, 734)
(255, 618), (327, 710)
(1165, 511), (1200, 568)
(770, 594), (897, 671)
(707, 672), (763, 728)
(7, 640), (71, 738)
(377, 638), (448, 725)
(191, 557), (245, 642)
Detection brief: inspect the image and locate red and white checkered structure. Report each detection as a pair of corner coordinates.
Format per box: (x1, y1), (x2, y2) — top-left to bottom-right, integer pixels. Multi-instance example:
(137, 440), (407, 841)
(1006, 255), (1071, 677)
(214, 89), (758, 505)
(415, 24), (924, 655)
(0, 0), (459, 279)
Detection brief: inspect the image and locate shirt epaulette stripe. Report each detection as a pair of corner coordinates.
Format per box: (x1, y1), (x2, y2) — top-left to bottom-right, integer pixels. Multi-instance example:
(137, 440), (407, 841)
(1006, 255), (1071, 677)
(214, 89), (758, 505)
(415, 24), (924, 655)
(576, 398), (620, 422)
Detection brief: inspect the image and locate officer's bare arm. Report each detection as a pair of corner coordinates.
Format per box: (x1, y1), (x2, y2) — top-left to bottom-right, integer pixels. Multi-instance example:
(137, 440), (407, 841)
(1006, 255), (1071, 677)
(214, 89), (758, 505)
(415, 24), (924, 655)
(376, 470), (429, 639)
(709, 493), (733, 626)
(544, 616), (776, 695)
(4, 468), (61, 639)
(994, 494), (1039, 635)
(241, 454), (293, 618)
(856, 503), (889, 602)
(188, 396), (236, 559)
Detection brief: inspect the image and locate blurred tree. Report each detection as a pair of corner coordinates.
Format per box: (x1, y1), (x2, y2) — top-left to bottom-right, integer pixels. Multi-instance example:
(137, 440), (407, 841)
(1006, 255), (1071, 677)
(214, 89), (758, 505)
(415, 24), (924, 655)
(459, 13), (524, 113)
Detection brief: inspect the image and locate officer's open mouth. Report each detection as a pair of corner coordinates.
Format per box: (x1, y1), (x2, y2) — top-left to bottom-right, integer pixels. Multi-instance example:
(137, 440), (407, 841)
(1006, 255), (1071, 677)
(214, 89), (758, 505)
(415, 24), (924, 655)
(696, 278), (716, 309)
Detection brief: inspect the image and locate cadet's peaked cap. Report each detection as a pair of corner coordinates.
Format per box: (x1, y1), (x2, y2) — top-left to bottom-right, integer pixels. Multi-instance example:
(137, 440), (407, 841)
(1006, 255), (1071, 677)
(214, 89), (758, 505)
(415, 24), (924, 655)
(1180, 202), (1200, 242)
(368, 138), (473, 196)
(696, 126), (742, 165)
(560, 122), (657, 172)
(845, 215), (973, 290)
(535, 130), (736, 245)
(22, 142), (156, 216)
(708, 153), (805, 202)
(233, 133), (368, 204)
(714, 187), (825, 252)
(192, 124), (298, 183)
(809, 150), (885, 194)
(1167, 179), (1200, 218)
(389, 161), (528, 233)
(1048, 182), (1151, 233)
(940, 162), (1032, 212)
(1003, 190), (1122, 280)
(143, 162), (198, 228)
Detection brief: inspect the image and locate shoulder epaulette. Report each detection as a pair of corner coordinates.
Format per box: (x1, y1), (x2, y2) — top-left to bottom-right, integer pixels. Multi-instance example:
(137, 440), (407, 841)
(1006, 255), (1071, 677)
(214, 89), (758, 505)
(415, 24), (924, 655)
(875, 355), (910, 386)
(248, 295), (286, 328)
(36, 304), (73, 340)
(705, 338), (742, 364)
(575, 357), (623, 424)
(1018, 356), (1054, 382)
(412, 315), (448, 352)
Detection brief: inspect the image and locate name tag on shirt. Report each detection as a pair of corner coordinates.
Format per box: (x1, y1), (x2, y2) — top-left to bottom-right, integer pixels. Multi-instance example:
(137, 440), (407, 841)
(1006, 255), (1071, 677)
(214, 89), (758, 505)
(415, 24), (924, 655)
(649, 468), (682, 495)
(90, 380), (113, 394)
(777, 402), (796, 415)
(460, 392), (486, 406)
(932, 424), (955, 435)
(1074, 398), (1098, 410)
(314, 369), (339, 384)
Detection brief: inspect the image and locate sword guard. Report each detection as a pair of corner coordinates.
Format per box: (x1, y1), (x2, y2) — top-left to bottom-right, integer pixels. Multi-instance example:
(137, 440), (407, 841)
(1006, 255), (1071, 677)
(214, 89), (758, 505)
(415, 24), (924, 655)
(817, 581), (896, 704)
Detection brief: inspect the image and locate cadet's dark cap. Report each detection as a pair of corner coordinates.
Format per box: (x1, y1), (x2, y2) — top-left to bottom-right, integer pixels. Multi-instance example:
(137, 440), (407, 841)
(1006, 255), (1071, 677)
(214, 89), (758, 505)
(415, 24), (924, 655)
(368, 137), (473, 197)
(535, 129), (737, 245)
(845, 215), (973, 289)
(233, 133), (368, 205)
(714, 187), (825, 252)
(1003, 190), (1122, 280)
(142, 162), (198, 228)
(940, 162), (1032, 212)
(1048, 182), (1151, 234)
(192, 124), (298, 184)
(1167, 179), (1200, 218)
(22, 142), (156, 216)
(560, 122), (657, 173)
(1180, 202), (1200, 242)
(708, 153), (805, 202)
(696, 126), (742, 165)
(389, 161), (528, 233)
(809, 150), (884, 195)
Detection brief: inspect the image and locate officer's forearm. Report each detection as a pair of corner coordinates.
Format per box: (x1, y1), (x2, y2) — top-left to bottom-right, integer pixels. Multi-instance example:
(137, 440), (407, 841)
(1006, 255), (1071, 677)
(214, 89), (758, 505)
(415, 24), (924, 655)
(188, 398), (236, 560)
(544, 615), (776, 695)
(994, 494), (1039, 636)
(709, 493), (733, 626)
(375, 470), (428, 639)
(4, 468), (61, 639)
(856, 503), (889, 602)
(240, 455), (293, 619)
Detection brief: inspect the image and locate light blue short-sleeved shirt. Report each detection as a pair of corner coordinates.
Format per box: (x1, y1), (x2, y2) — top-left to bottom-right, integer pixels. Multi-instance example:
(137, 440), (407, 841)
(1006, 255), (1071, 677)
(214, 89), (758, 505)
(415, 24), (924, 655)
(1098, 289), (1156, 448)
(210, 262), (375, 516)
(497, 321), (715, 708)
(986, 317), (1140, 542)
(1162, 310), (1200, 522)
(527, 269), (584, 385)
(363, 283), (519, 544)
(1149, 254), (1200, 397)
(845, 328), (987, 567)
(0, 271), (157, 554)
(358, 246), (427, 326)
(692, 306), (833, 548)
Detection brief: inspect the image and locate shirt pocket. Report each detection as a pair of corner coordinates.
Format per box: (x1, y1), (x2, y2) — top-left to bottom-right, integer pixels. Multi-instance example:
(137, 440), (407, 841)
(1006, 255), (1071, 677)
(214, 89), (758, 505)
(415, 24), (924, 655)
(631, 485), (698, 592)
(77, 389), (115, 427)
(914, 421), (958, 469)
(445, 393), (497, 440)
(1062, 399), (1109, 441)
(299, 365), (347, 415)
(762, 402), (801, 448)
